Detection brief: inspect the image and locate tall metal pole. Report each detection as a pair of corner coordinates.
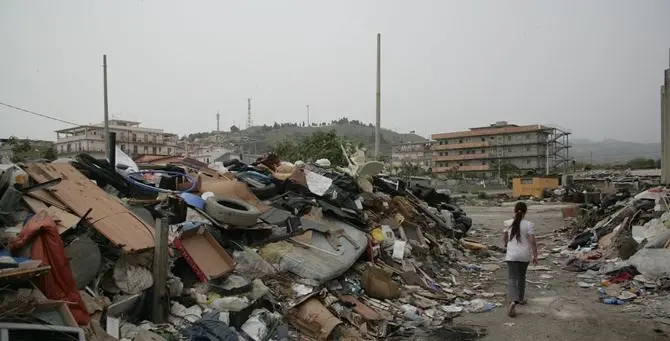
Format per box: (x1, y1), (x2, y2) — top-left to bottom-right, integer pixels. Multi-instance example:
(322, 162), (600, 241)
(103, 55), (110, 157)
(375, 33), (381, 159)
(306, 105), (310, 126)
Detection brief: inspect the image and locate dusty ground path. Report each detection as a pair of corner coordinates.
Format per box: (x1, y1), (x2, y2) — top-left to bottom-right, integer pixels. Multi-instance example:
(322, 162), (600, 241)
(455, 204), (669, 341)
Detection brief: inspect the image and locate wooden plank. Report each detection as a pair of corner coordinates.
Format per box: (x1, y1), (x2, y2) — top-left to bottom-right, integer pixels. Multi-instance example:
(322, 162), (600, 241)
(45, 206), (79, 234)
(26, 190), (68, 211)
(23, 164), (155, 252)
(23, 196), (49, 213)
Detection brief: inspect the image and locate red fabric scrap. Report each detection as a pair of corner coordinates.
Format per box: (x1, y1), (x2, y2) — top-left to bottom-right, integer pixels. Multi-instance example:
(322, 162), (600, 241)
(10, 211), (90, 325)
(610, 271), (634, 284)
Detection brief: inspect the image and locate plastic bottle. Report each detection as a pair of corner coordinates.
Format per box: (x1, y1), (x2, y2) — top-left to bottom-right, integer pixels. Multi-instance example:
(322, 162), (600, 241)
(603, 298), (624, 305)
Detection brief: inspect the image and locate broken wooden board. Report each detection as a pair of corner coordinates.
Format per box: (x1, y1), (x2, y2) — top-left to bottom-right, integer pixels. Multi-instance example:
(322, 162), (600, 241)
(23, 196), (49, 213)
(26, 189), (68, 211)
(46, 206), (79, 234)
(23, 197), (80, 234)
(23, 164), (155, 252)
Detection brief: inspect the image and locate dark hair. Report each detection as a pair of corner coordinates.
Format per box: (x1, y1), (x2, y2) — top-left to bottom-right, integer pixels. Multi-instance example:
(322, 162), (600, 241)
(510, 202), (528, 242)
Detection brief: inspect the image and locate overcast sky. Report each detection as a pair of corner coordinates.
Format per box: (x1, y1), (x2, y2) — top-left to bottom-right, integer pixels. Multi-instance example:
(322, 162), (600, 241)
(1, 0), (668, 143)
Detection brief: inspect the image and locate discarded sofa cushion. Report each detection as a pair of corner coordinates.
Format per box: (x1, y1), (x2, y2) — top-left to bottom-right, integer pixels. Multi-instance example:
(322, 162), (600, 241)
(268, 218), (367, 285)
(10, 210), (90, 325)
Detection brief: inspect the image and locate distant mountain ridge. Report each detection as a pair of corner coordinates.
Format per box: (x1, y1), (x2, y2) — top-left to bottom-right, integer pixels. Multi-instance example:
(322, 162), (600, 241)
(570, 138), (660, 164)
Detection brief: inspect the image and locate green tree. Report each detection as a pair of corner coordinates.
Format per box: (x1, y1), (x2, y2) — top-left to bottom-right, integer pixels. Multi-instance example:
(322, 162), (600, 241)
(626, 158), (656, 170)
(42, 147), (57, 161)
(271, 130), (355, 167)
(230, 125), (240, 133)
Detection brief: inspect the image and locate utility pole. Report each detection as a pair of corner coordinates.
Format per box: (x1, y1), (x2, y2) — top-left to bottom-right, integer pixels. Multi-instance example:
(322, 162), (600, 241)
(375, 33), (381, 159)
(216, 110), (220, 144)
(306, 105), (310, 126)
(246, 98), (252, 129)
(103, 55), (110, 157)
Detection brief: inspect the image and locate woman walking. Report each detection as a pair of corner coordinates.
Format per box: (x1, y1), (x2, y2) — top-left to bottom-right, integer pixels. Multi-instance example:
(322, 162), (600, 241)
(503, 202), (538, 317)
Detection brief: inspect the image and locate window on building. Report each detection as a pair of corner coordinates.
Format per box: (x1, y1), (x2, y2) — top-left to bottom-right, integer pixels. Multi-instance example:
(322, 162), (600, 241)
(440, 152), (444, 156)
(507, 136), (511, 141)
(526, 146), (531, 151)
(481, 149), (485, 153)
(482, 161), (486, 165)
(60, 145), (63, 153)
(490, 136), (494, 140)
(133, 145), (138, 154)
(143, 134), (148, 142)
(459, 139), (463, 143)
(167, 148), (172, 155)
(144, 146), (148, 153)
(507, 147), (512, 152)
(527, 159), (531, 164)
(152, 147), (157, 154)
(121, 145), (125, 151)
(481, 138), (485, 142)
(67, 144), (71, 152)
(77, 142), (81, 151)
(153, 135), (157, 143)
(159, 147), (162, 153)
(459, 162), (463, 166)
(526, 134), (530, 140)
(459, 151), (463, 155)
(132, 134), (137, 142)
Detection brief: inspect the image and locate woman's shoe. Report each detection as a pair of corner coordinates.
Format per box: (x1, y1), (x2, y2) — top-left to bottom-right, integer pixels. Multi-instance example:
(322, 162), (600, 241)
(507, 302), (517, 317)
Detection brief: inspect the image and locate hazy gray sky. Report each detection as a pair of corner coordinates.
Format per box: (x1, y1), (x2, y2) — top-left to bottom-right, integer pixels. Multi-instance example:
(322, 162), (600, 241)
(1, 0), (668, 143)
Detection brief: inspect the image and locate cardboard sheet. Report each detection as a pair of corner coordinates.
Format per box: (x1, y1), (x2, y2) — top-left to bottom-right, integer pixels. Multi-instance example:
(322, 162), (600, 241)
(23, 164), (155, 252)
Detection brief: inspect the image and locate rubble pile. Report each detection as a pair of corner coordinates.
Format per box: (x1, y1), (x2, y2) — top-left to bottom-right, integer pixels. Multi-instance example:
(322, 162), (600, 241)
(557, 186), (670, 311)
(0, 148), (493, 341)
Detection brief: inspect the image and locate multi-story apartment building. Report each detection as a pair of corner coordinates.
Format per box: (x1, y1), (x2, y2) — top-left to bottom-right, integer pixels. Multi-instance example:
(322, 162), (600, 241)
(431, 121), (570, 178)
(54, 119), (180, 158)
(390, 141), (433, 172)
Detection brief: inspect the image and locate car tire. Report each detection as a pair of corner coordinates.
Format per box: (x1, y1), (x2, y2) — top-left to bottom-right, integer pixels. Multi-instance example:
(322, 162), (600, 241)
(205, 196), (261, 227)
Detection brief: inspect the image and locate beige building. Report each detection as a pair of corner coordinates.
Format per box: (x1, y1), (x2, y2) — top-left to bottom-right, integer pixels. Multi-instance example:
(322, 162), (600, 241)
(390, 141), (433, 172)
(431, 121), (571, 178)
(55, 119), (179, 158)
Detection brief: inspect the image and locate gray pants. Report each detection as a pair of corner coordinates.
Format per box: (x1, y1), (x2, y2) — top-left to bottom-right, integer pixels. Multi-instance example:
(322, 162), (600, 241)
(507, 261), (529, 303)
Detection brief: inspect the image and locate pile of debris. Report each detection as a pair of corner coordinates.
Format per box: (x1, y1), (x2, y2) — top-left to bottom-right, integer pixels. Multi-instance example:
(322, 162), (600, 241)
(0, 147), (491, 341)
(558, 186), (670, 309)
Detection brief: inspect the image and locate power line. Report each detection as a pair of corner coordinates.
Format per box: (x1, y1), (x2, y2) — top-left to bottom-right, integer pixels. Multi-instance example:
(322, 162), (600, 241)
(0, 101), (80, 126)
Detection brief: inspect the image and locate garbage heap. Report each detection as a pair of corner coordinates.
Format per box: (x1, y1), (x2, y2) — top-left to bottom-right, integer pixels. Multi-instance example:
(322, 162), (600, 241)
(0, 150), (491, 341)
(560, 187), (670, 307)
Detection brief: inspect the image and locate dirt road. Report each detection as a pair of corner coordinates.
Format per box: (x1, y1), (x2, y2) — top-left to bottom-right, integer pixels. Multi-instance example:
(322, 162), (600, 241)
(455, 204), (669, 341)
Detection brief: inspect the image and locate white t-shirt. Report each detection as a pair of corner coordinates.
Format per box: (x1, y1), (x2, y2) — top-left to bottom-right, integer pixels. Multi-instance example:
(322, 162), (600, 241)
(504, 219), (535, 262)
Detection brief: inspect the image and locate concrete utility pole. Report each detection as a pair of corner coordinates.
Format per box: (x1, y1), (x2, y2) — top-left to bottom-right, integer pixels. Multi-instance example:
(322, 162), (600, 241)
(247, 98), (252, 129)
(662, 49), (669, 183)
(103, 55), (110, 157)
(375, 33), (382, 159)
(216, 110), (220, 144)
(306, 104), (310, 126)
